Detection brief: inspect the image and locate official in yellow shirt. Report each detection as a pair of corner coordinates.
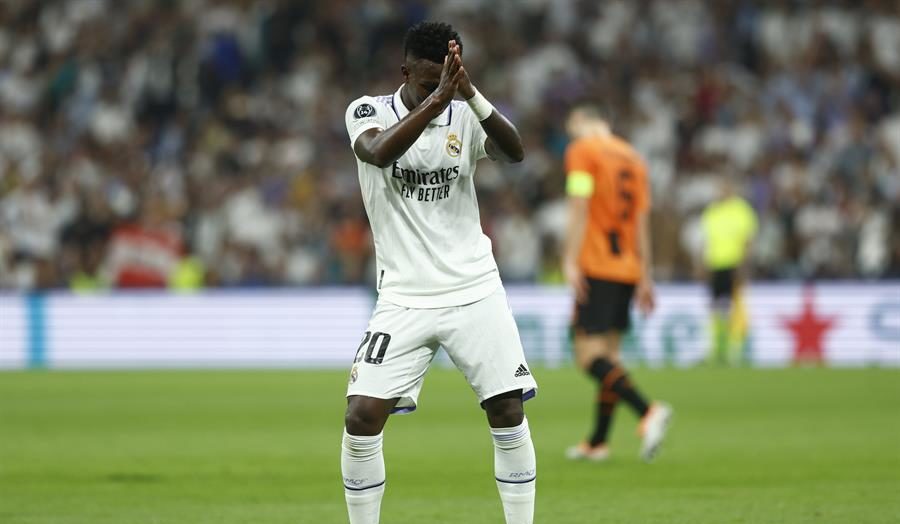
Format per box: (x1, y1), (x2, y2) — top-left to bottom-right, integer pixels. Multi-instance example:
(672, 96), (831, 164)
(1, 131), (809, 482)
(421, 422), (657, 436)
(701, 178), (757, 365)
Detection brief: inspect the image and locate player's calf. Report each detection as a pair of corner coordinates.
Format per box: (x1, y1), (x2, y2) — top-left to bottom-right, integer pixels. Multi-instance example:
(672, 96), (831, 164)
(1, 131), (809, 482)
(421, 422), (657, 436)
(342, 429), (386, 524)
(491, 416), (536, 524)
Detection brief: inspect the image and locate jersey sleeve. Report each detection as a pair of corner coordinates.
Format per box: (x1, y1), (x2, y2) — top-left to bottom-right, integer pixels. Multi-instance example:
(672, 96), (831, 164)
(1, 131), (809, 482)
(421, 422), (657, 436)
(564, 140), (595, 197)
(345, 96), (387, 149)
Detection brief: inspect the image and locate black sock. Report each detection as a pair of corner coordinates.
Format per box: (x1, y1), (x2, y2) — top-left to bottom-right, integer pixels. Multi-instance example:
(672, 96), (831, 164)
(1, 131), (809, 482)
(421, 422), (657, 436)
(588, 358), (650, 418)
(589, 385), (617, 446)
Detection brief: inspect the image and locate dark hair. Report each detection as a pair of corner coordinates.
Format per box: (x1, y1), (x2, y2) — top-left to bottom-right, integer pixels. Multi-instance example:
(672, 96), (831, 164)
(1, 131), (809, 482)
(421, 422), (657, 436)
(403, 21), (462, 64)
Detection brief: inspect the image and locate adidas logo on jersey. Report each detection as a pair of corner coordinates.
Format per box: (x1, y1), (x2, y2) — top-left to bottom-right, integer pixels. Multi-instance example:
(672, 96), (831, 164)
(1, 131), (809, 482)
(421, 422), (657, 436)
(514, 364), (531, 377)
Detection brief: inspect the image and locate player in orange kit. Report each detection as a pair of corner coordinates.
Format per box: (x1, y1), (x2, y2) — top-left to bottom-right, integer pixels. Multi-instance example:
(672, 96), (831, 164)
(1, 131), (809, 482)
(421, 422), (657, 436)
(561, 104), (672, 462)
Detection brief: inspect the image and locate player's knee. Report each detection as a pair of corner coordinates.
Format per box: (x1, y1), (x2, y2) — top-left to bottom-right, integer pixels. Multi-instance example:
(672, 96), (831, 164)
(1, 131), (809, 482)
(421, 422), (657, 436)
(344, 409), (383, 436)
(712, 298), (731, 314)
(483, 393), (525, 428)
(344, 398), (390, 436)
(575, 334), (621, 371)
(575, 353), (596, 372)
(575, 338), (602, 369)
(576, 348), (606, 372)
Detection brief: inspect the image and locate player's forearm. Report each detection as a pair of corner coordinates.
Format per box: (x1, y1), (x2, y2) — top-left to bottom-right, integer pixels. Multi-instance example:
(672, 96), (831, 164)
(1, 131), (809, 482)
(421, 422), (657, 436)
(460, 82), (522, 163)
(481, 112), (524, 163)
(564, 198), (589, 264)
(638, 213), (653, 281)
(564, 230), (583, 267)
(356, 97), (446, 167)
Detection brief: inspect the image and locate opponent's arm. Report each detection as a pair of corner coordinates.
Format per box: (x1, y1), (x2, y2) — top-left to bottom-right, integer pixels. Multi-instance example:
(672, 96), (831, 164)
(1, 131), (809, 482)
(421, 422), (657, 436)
(563, 195), (590, 304)
(453, 41), (524, 163)
(354, 50), (464, 168)
(635, 211), (656, 314)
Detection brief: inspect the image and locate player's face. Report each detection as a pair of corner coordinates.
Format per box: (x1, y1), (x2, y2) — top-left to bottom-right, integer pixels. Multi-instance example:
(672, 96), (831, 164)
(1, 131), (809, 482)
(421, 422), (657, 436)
(402, 56), (444, 106)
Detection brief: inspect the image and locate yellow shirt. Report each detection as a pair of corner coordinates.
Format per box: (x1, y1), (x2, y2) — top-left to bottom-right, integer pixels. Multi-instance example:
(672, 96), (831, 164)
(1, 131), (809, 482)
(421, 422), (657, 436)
(701, 196), (757, 270)
(169, 257), (206, 291)
(70, 272), (104, 294)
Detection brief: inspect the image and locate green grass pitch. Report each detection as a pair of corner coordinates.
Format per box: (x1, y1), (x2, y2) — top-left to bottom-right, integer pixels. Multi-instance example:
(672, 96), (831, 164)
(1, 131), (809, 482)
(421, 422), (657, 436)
(1, 367), (899, 523)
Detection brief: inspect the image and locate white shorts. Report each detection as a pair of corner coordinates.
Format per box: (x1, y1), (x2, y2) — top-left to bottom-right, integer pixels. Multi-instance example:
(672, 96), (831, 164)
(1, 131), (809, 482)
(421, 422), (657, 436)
(346, 286), (538, 413)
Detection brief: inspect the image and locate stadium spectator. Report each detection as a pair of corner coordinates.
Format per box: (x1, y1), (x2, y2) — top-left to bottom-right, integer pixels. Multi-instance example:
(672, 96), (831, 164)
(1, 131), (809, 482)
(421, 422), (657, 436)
(103, 197), (183, 289)
(0, 0), (897, 290)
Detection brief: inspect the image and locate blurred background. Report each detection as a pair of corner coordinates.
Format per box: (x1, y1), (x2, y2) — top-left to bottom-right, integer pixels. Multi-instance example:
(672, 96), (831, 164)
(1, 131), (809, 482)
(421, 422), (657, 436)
(0, 0), (898, 369)
(2, 0), (899, 290)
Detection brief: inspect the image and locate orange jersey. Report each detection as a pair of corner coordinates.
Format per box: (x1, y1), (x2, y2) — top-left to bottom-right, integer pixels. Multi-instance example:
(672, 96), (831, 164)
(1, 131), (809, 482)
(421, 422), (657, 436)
(565, 134), (650, 284)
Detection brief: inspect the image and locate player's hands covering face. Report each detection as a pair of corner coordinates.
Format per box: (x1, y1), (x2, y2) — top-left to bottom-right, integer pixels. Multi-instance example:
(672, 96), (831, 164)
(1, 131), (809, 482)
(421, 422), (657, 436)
(449, 40), (476, 100)
(431, 40), (465, 109)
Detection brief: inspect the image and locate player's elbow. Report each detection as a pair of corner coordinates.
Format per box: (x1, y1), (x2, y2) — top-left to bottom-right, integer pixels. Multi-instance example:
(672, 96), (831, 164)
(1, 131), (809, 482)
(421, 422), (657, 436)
(367, 159), (391, 169)
(503, 138), (525, 163)
(354, 137), (394, 168)
(487, 137), (524, 163)
(367, 147), (396, 168)
(360, 150), (393, 169)
(499, 146), (524, 164)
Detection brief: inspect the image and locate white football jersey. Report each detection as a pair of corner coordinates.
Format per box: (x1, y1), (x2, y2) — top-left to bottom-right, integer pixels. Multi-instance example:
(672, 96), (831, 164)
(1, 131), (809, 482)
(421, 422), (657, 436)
(345, 86), (502, 308)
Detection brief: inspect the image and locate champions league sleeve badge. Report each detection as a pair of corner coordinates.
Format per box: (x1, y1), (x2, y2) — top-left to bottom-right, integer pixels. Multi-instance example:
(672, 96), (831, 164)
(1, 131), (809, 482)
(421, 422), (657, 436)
(354, 103), (376, 119)
(446, 133), (462, 158)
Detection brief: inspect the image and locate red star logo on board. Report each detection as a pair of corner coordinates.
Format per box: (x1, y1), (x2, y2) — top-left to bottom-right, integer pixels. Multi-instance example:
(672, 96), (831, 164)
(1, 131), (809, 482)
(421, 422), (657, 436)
(781, 286), (837, 364)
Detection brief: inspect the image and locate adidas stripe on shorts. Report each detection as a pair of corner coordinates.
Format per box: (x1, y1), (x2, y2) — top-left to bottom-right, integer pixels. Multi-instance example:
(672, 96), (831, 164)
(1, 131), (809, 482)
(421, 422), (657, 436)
(346, 285), (538, 413)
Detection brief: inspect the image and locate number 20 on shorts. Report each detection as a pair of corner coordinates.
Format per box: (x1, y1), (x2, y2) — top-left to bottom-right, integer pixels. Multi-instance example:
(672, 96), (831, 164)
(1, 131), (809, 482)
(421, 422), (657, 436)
(354, 331), (392, 365)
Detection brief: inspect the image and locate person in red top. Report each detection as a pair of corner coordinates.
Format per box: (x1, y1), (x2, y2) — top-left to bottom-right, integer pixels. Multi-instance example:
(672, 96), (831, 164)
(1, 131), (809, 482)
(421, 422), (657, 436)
(561, 104), (672, 462)
(104, 198), (183, 288)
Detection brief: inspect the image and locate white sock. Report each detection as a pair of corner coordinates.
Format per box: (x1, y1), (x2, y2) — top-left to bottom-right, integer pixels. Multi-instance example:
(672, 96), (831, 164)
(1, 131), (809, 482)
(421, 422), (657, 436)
(341, 430), (385, 524)
(491, 417), (536, 524)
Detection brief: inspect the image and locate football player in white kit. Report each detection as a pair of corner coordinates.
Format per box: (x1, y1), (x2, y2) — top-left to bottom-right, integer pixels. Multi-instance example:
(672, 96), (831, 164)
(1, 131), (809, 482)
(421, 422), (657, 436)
(340, 22), (538, 524)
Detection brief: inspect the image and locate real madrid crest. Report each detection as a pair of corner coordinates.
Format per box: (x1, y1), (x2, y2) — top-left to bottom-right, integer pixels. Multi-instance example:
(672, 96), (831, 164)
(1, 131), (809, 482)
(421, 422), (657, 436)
(446, 133), (462, 158)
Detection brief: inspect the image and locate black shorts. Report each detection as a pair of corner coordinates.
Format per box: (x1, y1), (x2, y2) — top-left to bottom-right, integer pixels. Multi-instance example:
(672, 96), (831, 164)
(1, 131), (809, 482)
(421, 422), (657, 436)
(573, 278), (635, 335)
(710, 268), (736, 300)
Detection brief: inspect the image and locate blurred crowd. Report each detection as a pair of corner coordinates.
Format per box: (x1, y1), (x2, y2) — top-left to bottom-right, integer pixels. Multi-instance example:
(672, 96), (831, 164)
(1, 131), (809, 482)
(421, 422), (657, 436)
(0, 0), (898, 291)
